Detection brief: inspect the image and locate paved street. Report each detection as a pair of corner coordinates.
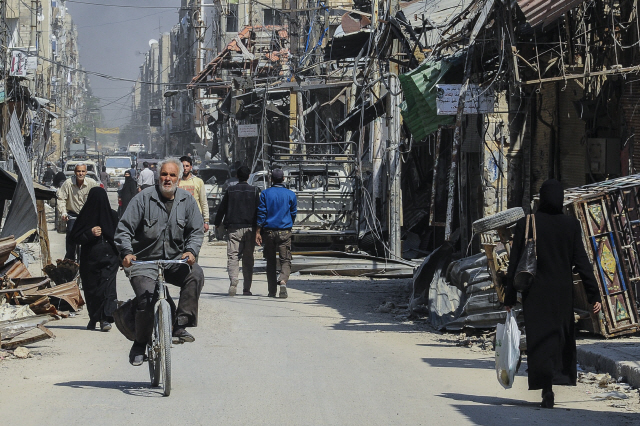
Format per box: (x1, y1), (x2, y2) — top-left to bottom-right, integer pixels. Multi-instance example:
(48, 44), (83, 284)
(1, 214), (638, 425)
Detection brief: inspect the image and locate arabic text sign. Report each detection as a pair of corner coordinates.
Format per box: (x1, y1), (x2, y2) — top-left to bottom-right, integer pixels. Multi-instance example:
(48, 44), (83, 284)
(436, 84), (494, 115)
(9, 50), (37, 77)
(238, 124), (258, 138)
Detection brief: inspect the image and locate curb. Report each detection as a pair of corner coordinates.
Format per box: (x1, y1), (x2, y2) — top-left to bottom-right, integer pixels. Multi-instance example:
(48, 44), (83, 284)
(576, 340), (640, 388)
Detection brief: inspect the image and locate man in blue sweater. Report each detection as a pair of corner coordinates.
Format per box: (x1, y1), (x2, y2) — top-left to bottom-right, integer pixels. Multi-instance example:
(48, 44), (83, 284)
(255, 168), (297, 298)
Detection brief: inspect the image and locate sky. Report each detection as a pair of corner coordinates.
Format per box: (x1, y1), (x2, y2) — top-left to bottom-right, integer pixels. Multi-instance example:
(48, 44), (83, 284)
(65, 0), (184, 127)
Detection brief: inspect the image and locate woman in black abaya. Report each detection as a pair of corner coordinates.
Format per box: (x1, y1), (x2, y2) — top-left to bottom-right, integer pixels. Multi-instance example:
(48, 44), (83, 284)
(69, 187), (120, 331)
(505, 179), (601, 408)
(119, 170), (138, 218)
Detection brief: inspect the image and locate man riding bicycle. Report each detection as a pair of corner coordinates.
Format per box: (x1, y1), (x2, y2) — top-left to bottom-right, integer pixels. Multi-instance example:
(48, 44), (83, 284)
(115, 158), (205, 366)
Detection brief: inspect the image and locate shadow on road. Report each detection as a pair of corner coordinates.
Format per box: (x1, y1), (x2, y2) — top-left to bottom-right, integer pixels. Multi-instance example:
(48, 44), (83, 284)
(54, 380), (163, 397)
(438, 393), (637, 423)
(422, 357), (495, 369)
(290, 277), (417, 333)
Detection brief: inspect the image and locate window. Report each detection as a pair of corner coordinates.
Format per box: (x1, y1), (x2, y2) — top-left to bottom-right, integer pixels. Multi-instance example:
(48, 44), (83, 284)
(264, 9), (282, 26)
(226, 4), (238, 33)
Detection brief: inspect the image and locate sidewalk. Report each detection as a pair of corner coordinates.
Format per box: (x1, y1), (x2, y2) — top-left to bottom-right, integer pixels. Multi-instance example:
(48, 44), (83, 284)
(577, 337), (640, 388)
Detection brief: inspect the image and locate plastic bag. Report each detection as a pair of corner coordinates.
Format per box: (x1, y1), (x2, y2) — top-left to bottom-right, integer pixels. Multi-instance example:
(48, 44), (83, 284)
(495, 310), (521, 389)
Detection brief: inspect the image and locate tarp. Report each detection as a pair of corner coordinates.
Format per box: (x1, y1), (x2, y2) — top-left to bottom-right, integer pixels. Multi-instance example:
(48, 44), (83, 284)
(399, 58), (456, 141)
(1, 111), (38, 240)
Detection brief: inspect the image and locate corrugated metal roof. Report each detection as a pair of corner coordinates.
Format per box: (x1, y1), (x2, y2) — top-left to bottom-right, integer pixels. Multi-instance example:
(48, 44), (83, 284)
(516, 0), (584, 28)
(401, 0), (473, 28)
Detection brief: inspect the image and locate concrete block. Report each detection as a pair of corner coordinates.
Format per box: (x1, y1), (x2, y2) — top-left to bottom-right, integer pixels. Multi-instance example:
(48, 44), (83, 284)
(577, 338), (640, 388)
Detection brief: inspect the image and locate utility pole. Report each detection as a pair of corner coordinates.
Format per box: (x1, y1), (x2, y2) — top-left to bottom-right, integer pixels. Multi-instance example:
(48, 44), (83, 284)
(387, 1), (402, 258)
(371, 0), (383, 215)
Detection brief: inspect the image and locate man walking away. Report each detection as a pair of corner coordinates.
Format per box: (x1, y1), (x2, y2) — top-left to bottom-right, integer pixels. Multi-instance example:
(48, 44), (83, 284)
(137, 162), (155, 190)
(178, 156), (209, 233)
(100, 166), (110, 188)
(214, 166), (261, 296)
(57, 163), (99, 260)
(255, 169), (296, 298)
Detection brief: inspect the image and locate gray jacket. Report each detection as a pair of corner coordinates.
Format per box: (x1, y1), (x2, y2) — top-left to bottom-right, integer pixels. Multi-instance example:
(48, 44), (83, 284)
(115, 186), (204, 278)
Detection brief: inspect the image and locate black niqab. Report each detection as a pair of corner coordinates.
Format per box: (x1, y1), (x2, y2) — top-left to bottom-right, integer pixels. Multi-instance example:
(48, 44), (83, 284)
(538, 179), (564, 215)
(69, 187), (118, 241)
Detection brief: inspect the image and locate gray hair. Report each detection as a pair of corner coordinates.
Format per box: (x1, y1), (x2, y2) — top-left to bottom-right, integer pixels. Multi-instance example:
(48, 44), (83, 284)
(74, 163), (87, 171)
(157, 157), (184, 177)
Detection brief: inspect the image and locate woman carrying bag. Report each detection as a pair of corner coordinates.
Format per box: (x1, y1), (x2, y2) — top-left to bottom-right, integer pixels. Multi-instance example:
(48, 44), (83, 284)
(504, 179), (601, 408)
(69, 187), (120, 332)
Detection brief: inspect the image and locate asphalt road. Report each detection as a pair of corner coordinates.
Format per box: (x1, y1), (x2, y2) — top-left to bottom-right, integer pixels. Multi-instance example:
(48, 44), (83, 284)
(1, 216), (638, 425)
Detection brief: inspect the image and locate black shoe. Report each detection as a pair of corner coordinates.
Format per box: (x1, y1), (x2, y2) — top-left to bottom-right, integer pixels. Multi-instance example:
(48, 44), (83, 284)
(100, 321), (112, 332)
(172, 327), (195, 343)
(129, 342), (146, 366)
(540, 390), (554, 409)
(243, 290), (252, 296)
(86, 320), (96, 330)
(268, 293), (276, 298)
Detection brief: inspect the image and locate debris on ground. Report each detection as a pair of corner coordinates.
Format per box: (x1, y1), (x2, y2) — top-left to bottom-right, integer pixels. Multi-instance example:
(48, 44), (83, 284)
(13, 346), (30, 359)
(0, 246), (81, 351)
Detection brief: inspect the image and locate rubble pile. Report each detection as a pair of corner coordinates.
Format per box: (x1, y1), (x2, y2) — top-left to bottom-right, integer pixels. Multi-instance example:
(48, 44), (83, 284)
(0, 236), (84, 352)
(579, 372), (640, 408)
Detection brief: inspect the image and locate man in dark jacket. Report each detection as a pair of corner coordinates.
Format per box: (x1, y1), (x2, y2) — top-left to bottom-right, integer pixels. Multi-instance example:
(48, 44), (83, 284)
(214, 166), (261, 296)
(255, 168), (297, 298)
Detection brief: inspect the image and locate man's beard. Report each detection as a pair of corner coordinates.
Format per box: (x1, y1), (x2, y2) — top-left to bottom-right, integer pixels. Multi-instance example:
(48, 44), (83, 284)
(160, 181), (178, 197)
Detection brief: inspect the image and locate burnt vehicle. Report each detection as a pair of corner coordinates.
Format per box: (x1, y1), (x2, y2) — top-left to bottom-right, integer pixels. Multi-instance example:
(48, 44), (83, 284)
(280, 163), (359, 252)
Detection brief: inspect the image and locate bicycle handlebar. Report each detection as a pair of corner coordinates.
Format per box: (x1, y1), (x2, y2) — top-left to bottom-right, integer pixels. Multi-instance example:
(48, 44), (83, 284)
(130, 259), (189, 265)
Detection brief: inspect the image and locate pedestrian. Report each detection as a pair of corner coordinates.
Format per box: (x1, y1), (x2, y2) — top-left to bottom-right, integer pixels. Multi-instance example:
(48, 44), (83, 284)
(118, 170), (138, 218)
(150, 163), (159, 182)
(52, 169), (67, 188)
(115, 158), (205, 365)
(42, 164), (55, 186)
(214, 166), (261, 296)
(504, 179), (602, 409)
(255, 168), (296, 298)
(137, 161), (154, 191)
(57, 163), (99, 261)
(178, 155), (209, 233)
(69, 187), (119, 332)
(100, 165), (110, 188)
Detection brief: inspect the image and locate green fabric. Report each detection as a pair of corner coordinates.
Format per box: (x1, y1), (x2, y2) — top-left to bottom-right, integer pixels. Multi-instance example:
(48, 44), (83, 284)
(399, 59), (455, 141)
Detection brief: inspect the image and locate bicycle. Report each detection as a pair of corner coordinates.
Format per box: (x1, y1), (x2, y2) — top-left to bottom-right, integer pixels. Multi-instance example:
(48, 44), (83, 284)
(131, 258), (188, 396)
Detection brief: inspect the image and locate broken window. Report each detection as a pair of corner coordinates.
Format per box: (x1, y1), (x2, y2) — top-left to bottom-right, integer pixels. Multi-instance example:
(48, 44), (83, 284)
(226, 4), (238, 33)
(264, 9), (282, 26)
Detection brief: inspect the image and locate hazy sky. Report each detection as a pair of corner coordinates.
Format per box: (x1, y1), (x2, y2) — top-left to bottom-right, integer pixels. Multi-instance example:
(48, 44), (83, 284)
(66, 0), (183, 127)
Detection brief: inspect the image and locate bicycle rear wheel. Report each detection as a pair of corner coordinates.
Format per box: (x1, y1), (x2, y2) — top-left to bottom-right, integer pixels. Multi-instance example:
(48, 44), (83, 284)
(158, 299), (172, 396)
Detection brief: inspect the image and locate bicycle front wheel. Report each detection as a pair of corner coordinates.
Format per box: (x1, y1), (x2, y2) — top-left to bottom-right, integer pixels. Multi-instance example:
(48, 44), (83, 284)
(158, 299), (172, 396)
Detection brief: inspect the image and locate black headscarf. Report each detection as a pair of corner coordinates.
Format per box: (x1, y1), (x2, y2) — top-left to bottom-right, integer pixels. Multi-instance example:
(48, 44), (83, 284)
(538, 179), (564, 215)
(69, 187), (119, 242)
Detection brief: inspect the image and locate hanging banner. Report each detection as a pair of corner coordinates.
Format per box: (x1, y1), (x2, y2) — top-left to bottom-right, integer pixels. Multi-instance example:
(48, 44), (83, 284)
(96, 128), (120, 134)
(9, 50), (38, 77)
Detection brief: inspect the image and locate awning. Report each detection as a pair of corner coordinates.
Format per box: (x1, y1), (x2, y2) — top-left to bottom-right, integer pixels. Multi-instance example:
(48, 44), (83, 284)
(516, 0), (584, 28)
(0, 168), (56, 200)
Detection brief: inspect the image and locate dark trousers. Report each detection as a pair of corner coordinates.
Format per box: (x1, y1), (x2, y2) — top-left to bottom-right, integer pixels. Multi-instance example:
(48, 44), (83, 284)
(262, 229), (292, 295)
(130, 263), (204, 344)
(64, 213), (78, 260)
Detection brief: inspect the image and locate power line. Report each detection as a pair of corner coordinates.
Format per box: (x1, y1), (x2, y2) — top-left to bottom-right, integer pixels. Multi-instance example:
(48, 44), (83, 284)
(65, 0), (180, 9)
